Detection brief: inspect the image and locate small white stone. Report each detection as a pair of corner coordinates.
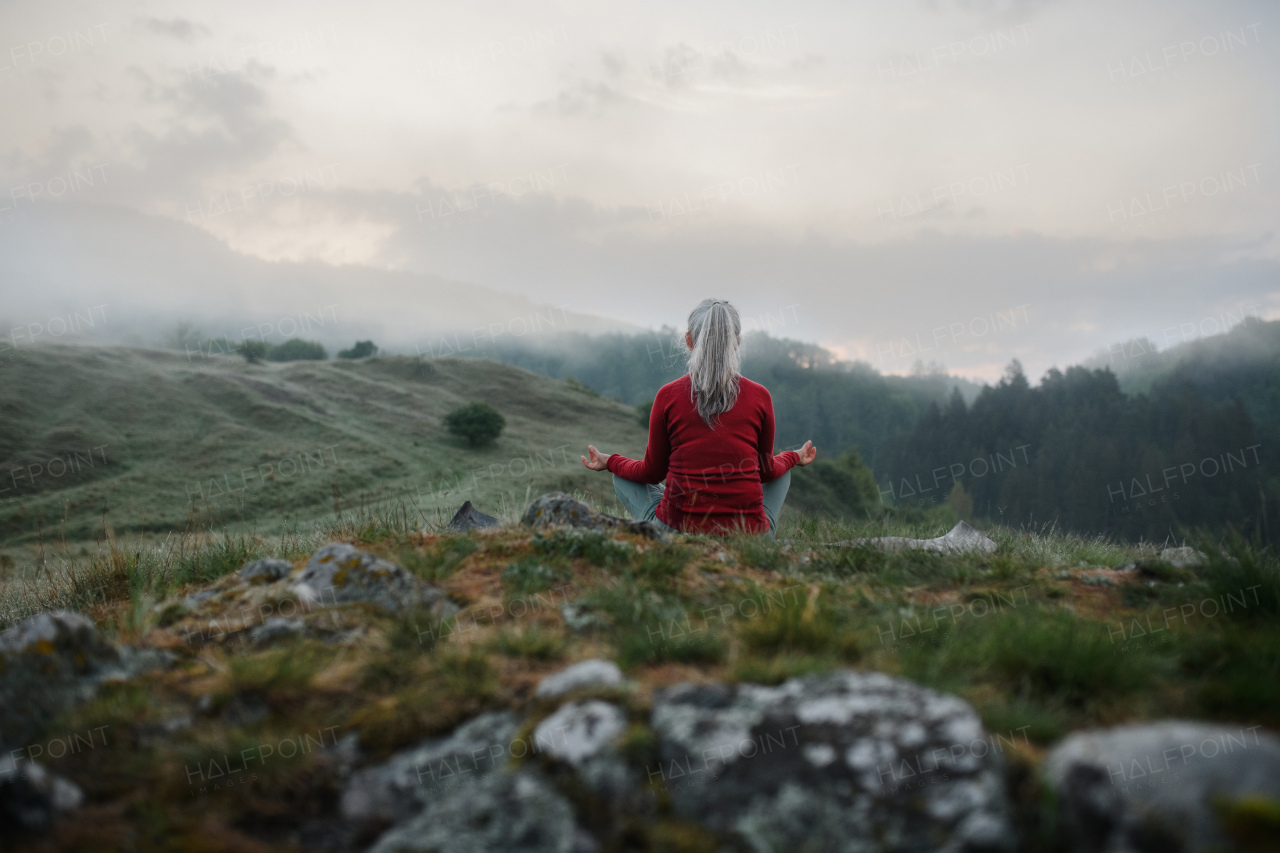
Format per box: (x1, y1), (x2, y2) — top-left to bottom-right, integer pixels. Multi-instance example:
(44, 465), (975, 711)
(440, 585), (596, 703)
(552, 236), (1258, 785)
(804, 743), (837, 767)
(534, 701), (626, 767)
(535, 659), (623, 699)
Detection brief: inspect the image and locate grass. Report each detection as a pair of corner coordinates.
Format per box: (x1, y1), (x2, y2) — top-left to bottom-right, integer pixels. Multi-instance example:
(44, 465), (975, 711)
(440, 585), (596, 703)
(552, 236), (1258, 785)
(5, 504), (1278, 852)
(0, 343), (649, 559)
(492, 624), (566, 661)
(898, 606), (1166, 705)
(503, 558), (570, 596)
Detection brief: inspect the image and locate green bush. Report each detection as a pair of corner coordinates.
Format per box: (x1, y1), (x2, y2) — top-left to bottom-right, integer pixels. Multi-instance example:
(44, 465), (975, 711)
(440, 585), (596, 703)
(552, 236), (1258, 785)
(636, 398), (653, 428)
(443, 402), (506, 447)
(339, 340), (378, 359)
(236, 340), (271, 363)
(267, 338), (328, 361)
(786, 447), (880, 519)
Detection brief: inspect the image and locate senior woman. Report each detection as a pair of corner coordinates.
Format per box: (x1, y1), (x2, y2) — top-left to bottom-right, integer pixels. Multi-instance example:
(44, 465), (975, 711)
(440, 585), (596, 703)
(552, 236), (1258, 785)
(581, 298), (817, 536)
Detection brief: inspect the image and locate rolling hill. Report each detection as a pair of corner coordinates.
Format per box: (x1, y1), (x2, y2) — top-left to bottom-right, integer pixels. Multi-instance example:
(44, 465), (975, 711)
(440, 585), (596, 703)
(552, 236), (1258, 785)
(0, 345), (651, 555)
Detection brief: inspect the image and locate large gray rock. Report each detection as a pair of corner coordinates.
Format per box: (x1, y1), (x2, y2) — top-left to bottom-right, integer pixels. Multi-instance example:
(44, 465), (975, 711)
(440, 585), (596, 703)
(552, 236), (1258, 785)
(341, 711), (523, 825)
(1044, 720), (1280, 853)
(0, 612), (124, 745)
(535, 659), (623, 699)
(290, 542), (460, 615)
(833, 521), (997, 555)
(365, 768), (590, 853)
(650, 670), (1016, 853)
(522, 492), (668, 541)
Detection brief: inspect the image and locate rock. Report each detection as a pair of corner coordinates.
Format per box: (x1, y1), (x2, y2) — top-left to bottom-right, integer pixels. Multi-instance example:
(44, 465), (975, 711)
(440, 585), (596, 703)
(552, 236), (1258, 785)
(832, 520), (997, 556)
(560, 602), (602, 633)
(1044, 720), (1280, 853)
(1159, 546), (1207, 569)
(248, 616), (305, 645)
(0, 612), (125, 745)
(649, 669), (1016, 852)
(535, 701), (627, 768)
(448, 500), (500, 532)
(290, 542), (460, 615)
(365, 767), (589, 853)
(238, 557), (293, 584)
(0, 747), (84, 831)
(521, 492), (668, 541)
(342, 711), (522, 825)
(535, 701), (636, 808)
(183, 588), (220, 609)
(535, 659), (623, 699)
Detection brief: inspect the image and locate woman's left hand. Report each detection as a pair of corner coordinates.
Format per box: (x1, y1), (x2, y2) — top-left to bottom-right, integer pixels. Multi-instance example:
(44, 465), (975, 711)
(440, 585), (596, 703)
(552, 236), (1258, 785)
(796, 440), (817, 466)
(581, 444), (610, 471)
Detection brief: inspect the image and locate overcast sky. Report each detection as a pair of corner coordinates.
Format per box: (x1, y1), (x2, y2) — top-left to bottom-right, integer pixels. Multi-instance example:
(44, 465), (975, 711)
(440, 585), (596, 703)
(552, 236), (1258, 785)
(1, 0), (1277, 381)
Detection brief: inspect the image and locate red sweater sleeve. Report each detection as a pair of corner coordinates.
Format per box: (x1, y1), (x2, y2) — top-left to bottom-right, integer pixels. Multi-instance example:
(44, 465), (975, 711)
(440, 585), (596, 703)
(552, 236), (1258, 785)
(607, 389), (671, 484)
(757, 388), (800, 482)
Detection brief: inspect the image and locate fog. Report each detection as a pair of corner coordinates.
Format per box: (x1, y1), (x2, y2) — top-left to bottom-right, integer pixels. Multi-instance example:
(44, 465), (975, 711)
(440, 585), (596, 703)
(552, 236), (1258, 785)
(2, 0), (1278, 381)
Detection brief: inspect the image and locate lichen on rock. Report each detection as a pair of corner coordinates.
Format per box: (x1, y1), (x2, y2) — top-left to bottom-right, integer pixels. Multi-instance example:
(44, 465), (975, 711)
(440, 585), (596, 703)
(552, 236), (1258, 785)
(290, 542), (459, 615)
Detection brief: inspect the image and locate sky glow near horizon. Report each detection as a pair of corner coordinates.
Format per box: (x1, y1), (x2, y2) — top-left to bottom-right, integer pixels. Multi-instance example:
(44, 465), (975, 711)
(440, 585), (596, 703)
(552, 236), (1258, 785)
(1, 0), (1278, 382)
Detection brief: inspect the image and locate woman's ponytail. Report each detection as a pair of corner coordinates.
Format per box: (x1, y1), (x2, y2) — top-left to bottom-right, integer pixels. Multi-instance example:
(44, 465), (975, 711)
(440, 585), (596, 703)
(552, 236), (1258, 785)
(686, 298), (742, 427)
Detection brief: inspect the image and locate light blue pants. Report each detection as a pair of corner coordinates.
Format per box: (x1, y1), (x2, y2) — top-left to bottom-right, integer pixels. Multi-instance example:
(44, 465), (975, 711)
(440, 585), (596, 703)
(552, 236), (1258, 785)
(611, 470), (791, 537)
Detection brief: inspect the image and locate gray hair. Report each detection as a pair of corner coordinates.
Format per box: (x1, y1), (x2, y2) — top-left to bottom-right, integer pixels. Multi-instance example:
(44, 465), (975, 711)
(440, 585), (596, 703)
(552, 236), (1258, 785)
(686, 298), (742, 427)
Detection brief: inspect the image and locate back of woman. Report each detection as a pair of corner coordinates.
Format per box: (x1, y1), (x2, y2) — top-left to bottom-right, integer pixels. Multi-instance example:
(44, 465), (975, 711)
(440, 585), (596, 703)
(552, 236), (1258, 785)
(581, 299), (816, 535)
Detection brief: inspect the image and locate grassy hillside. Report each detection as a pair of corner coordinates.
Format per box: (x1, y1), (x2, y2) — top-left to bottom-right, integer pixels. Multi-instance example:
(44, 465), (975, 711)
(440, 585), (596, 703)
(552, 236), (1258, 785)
(2, 505), (1277, 850)
(0, 345), (650, 556)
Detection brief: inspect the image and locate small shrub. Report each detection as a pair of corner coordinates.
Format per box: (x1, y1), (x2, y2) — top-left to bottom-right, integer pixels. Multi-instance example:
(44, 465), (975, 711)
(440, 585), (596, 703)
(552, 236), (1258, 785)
(338, 340), (378, 359)
(267, 338), (327, 361)
(443, 402), (506, 447)
(635, 398), (653, 428)
(236, 340), (271, 363)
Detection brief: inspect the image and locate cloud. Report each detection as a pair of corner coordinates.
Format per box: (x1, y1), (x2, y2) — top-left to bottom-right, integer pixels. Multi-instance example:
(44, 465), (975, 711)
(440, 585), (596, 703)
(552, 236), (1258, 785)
(534, 80), (629, 116)
(141, 17), (212, 42)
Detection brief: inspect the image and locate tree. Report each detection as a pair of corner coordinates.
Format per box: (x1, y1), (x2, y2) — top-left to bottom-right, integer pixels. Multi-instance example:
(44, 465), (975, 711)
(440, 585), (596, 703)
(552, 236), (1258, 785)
(444, 402), (506, 447)
(636, 398), (653, 428)
(268, 338), (328, 361)
(787, 448), (881, 518)
(339, 340), (378, 359)
(237, 340), (270, 363)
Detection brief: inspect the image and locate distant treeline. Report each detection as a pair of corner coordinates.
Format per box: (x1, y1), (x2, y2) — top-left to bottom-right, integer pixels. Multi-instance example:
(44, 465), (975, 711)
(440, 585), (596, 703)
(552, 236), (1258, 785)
(880, 360), (1272, 543)
(477, 329), (981, 469)
(468, 319), (1280, 542)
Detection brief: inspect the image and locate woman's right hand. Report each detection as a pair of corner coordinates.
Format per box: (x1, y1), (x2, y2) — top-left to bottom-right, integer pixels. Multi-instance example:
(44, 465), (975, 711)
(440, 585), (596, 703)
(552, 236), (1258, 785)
(796, 440), (817, 466)
(581, 444), (610, 471)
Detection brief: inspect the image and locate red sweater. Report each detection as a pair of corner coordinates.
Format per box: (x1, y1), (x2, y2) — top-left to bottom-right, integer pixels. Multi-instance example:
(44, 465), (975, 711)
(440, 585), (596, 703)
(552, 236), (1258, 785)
(607, 375), (800, 534)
